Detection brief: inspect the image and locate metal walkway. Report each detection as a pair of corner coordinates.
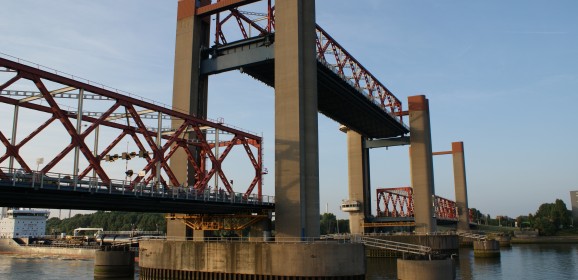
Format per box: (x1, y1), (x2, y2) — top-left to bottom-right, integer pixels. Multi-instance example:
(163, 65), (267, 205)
(456, 231), (487, 240)
(351, 235), (431, 256)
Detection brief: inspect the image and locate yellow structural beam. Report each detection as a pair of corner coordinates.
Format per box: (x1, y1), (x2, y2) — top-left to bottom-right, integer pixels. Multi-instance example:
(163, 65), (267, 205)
(167, 214), (267, 231)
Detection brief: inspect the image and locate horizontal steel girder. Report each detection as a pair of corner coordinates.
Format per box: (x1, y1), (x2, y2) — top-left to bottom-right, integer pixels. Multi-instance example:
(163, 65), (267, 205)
(200, 37), (408, 138)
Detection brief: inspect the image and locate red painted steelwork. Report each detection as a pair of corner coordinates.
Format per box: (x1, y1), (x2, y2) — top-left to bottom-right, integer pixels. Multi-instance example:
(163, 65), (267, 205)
(376, 187), (414, 218)
(197, 0), (263, 17)
(377, 187), (463, 222)
(0, 57), (263, 198)
(210, 1), (404, 122)
(434, 195), (458, 221)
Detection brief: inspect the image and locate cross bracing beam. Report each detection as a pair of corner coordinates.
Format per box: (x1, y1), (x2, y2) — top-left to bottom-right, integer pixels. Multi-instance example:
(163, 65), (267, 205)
(0, 57), (264, 198)
(2, 89), (113, 101)
(18, 86), (76, 103)
(208, 2), (405, 127)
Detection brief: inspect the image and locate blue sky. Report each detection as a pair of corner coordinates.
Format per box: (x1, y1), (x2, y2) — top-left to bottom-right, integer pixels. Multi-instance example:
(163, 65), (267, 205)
(1, 0), (577, 219)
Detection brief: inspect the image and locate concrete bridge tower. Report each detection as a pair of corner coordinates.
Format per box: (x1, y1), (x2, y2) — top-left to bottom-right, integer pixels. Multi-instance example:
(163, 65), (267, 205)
(273, 0), (320, 238)
(168, 0), (320, 239)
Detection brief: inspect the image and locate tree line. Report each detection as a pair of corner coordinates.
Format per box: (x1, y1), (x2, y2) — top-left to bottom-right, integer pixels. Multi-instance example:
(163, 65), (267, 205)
(471, 199), (572, 236)
(46, 211), (166, 235)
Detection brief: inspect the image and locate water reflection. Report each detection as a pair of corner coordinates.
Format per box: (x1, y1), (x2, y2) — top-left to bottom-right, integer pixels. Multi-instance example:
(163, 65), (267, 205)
(365, 258), (397, 280)
(1, 244), (577, 279)
(365, 244), (578, 280)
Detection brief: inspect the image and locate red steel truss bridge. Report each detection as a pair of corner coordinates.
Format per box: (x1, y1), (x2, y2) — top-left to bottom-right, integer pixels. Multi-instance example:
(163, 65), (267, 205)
(371, 187), (473, 227)
(0, 55), (272, 214)
(199, 0), (408, 138)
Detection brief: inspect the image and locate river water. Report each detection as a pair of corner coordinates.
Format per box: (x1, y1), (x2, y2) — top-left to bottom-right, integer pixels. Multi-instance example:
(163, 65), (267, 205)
(1, 244), (577, 279)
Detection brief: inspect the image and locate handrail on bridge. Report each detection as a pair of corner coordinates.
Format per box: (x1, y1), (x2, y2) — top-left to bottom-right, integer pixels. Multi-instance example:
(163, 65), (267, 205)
(350, 234), (431, 256)
(455, 231), (487, 240)
(0, 167), (275, 205)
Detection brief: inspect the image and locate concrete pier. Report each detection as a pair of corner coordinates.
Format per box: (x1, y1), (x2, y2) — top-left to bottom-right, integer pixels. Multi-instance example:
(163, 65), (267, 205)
(473, 240), (500, 258)
(397, 259), (455, 280)
(494, 235), (512, 247)
(139, 240), (365, 280)
(94, 249), (135, 279)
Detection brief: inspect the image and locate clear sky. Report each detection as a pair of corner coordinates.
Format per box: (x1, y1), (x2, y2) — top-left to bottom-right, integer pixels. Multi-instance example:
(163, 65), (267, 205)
(1, 0), (577, 219)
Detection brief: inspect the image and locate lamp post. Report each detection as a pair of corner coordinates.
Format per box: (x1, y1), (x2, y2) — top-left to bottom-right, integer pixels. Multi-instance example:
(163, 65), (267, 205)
(35, 157), (44, 172)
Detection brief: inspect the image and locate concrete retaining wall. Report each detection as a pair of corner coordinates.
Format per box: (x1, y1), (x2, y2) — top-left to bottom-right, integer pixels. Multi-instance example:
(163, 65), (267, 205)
(139, 241), (365, 278)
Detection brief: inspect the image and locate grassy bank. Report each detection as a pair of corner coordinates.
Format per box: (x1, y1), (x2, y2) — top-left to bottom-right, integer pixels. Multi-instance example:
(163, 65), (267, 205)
(512, 235), (578, 244)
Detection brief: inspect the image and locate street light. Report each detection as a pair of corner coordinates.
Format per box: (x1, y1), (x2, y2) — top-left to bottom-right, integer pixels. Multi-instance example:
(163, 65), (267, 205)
(36, 157), (44, 172)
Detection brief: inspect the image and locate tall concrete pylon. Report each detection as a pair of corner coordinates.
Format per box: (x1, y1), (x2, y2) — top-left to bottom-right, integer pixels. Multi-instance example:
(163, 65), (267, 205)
(344, 128), (370, 235)
(452, 141), (470, 231)
(274, 0), (320, 238)
(170, 0), (211, 185)
(167, 0), (211, 239)
(408, 95), (436, 233)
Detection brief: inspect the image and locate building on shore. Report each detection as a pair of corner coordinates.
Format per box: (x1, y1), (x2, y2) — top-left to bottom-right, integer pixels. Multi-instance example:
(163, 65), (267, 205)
(571, 191), (578, 226)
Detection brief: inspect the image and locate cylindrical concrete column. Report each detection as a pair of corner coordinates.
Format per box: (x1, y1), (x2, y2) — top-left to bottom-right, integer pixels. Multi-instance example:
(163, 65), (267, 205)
(473, 240), (500, 258)
(408, 95), (436, 233)
(494, 235), (511, 247)
(94, 250), (135, 278)
(452, 142), (470, 231)
(397, 259), (455, 280)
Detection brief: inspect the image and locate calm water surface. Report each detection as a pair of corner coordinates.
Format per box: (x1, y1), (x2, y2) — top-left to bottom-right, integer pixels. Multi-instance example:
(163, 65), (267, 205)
(367, 244), (578, 280)
(1, 244), (577, 279)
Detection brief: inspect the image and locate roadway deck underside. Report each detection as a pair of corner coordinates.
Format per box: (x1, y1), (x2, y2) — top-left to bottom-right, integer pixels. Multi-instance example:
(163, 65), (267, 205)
(202, 39), (409, 139)
(0, 184), (274, 214)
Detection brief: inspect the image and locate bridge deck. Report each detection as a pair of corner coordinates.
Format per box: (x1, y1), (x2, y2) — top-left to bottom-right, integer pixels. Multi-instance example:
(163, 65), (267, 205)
(0, 170), (274, 214)
(201, 37), (409, 139)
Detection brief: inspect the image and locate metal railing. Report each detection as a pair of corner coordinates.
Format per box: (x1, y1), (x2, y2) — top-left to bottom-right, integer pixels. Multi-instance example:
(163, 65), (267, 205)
(0, 167), (274, 205)
(162, 236), (354, 244)
(456, 231), (487, 240)
(351, 235), (432, 256)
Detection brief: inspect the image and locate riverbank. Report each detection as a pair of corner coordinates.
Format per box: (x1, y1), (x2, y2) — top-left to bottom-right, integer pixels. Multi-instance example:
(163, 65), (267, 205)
(0, 239), (96, 259)
(511, 235), (578, 244)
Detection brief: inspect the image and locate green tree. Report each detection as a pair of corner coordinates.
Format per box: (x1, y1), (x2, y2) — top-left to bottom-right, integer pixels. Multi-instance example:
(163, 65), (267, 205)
(46, 211), (166, 235)
(320, 213), (337, 235)
(532, 199), (571, 236)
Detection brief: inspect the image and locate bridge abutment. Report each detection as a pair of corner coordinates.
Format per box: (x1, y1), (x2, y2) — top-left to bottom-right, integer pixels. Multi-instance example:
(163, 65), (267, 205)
(408, 95), (436, 233)
(94, 249), (135, 279)
(139, 241), (365, 280)
(397, 259), (455, 280)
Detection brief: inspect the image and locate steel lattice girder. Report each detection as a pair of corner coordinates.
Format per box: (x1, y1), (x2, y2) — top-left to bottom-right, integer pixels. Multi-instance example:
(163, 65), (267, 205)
(209, 0), (404, 123)
(435, 195), (458, 221)
(0, 57), (263, 197)
(376, 187), (461, 222)
(376, 187), (414, 218)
